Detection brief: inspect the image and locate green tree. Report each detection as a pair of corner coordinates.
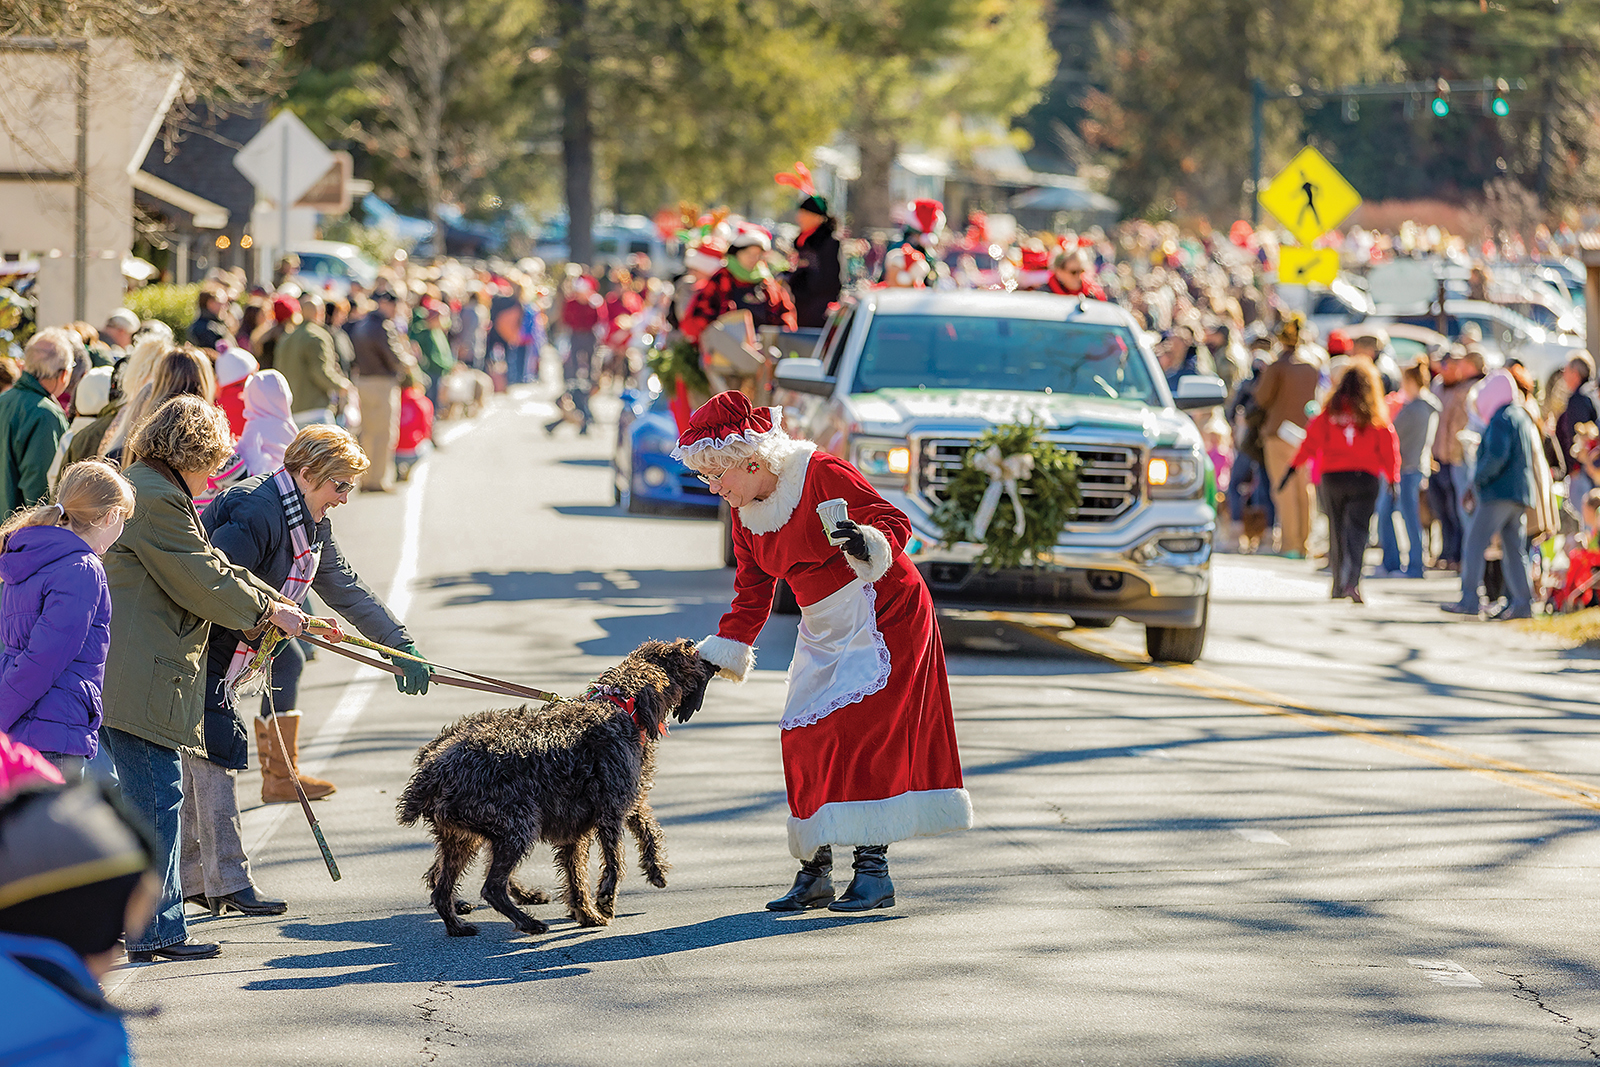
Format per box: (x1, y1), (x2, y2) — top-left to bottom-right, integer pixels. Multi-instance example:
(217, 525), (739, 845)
(287, 0), (545, 234)
(1084, 0), (1401, 220)
(1391, 0), (1600, 209)
(822, 0), (1056, 228)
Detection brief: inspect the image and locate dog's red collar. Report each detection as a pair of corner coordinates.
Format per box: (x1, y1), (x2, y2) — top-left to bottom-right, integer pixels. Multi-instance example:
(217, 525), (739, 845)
(583, 684), (665, 742)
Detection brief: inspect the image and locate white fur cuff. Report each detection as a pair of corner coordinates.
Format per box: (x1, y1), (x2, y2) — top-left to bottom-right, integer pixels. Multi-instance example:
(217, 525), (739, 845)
(844, 524), (894, 584)
(698, 635), (755, 684)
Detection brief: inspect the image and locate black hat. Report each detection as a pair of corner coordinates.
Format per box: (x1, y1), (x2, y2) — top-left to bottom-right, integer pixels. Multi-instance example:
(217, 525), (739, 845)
(0, 784), (152, 956)
(798, 194), (829, 217)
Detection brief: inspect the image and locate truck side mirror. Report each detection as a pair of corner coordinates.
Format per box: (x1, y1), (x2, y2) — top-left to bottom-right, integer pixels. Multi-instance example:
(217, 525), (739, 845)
(774, 357), (836, 397)
(1172, 375), (1228, 410)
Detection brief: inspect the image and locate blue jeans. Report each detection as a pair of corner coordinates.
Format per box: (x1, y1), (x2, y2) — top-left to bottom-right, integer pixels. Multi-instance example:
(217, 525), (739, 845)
(103, 728), (188, 951)
(1378, 470), (1426, 576)
(1456, 497), (1533, 612)
(1428, 463), (1464, 563)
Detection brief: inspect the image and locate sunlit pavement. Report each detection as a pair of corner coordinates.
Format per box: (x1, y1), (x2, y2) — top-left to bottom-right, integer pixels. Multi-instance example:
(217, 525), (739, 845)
(118, 384), (1600, 1066)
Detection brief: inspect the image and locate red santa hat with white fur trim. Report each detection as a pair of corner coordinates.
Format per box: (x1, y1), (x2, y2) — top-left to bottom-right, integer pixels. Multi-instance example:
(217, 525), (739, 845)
(727, 222), (772, 252)
(883, 245), (931, 287)
(670, 389), (785, 462)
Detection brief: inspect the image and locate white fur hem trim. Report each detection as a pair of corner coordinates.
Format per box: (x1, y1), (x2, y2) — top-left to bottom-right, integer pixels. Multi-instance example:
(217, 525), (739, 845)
(737, 441), (817, 534)
(843, 524), (894, 584)
(698, 635), (755, 684)
(787, 788), (973, 859)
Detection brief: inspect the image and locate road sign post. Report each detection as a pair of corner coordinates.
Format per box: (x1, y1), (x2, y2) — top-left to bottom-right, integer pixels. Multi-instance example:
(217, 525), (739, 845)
(234, 112), (335, 277)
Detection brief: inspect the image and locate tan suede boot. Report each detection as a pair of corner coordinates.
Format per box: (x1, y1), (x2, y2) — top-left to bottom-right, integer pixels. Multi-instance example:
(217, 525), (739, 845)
(255, 711), (336, 803)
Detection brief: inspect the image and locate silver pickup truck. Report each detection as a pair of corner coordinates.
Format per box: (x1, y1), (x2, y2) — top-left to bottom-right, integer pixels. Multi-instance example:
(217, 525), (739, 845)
(763, 288), (1225, 663)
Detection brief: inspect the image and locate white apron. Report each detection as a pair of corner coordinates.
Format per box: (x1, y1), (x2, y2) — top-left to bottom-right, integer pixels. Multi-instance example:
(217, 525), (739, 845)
(781, 579), (892, 730)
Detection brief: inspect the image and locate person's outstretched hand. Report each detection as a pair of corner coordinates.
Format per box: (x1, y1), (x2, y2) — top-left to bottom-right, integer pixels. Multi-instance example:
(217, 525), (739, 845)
(833, 520), (871, 562)
(387, 642), (432, 695)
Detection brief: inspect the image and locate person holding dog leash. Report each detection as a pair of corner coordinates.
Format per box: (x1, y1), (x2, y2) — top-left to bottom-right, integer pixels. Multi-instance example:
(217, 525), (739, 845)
(676, 391), (971, 913)
(101, 396), (311, 963)
(179, 424), (432, 919)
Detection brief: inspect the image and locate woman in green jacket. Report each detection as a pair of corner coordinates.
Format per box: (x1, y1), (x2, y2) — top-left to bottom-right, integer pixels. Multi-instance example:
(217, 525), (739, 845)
(101, 395), (307, 963)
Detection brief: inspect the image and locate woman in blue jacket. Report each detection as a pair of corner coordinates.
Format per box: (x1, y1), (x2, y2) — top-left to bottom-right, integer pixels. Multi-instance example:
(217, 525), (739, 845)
(0, 461), (136, 781)
(1441, 371), (1540, 620)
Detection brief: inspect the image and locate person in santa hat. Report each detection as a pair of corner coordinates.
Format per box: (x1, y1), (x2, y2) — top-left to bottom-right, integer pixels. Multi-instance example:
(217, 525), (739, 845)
(676, 391), (972, 913)
(678, 224), (797, 345)
(880, 199), (947, 286)
(875, 245), (931, 289)
(775, 164), (844, 328)
(1033, 247), (1107, 300)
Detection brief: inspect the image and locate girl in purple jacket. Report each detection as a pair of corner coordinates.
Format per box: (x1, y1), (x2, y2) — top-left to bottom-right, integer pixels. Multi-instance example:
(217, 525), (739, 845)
(0, 460), (135, 780)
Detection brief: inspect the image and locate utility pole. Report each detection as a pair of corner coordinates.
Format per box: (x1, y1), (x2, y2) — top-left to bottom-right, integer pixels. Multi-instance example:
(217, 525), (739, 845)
(1250, 79), (1264, 229)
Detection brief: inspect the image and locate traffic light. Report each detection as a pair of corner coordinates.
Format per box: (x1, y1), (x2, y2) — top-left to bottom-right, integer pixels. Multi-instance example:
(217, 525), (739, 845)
(1490, 77), (1510, 116)
(1431, 78), (1450, 117)
(1343, 97), (1359, 122)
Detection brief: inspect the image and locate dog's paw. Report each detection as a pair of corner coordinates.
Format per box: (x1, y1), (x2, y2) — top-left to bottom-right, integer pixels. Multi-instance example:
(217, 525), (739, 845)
(509, 882), (551, 906)
(514, 918), (549, 936)
(573, 911), (610, 928)
(646, 871), (667, 888)
(453, 898), (475, 915)
(446, 923), (480, 937)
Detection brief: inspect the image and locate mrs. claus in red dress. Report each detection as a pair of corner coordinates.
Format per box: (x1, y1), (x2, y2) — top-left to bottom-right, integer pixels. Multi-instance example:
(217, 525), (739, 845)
(673, 391), (971, 912)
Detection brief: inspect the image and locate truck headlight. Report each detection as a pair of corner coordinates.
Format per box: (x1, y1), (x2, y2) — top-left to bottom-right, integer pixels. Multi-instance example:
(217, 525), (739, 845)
(851, 437), (912, 485)
(1148, 448), (1203, 498)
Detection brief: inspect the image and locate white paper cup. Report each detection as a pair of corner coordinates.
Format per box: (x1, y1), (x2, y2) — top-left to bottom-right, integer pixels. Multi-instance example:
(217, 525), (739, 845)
(816, 498), (849, 543)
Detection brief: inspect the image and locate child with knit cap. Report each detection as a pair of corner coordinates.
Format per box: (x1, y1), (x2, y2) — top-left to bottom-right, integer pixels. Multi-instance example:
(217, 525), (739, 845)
(215, 346), (259, 438)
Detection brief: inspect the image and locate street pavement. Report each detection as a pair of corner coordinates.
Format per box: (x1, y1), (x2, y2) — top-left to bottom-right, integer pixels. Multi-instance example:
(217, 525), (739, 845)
(115, 383), (1600, 1066)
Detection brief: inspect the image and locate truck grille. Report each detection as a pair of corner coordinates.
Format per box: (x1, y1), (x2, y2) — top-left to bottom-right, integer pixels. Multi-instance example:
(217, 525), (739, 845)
(917, 438), (1142, 525)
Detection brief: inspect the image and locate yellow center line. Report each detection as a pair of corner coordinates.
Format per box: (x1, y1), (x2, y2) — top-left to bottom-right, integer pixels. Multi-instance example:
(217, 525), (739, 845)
(988, 613), (1600, 813)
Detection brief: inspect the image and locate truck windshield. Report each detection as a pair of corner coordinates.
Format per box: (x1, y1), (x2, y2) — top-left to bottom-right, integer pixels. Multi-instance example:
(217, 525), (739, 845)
(850, 314), (1160, 403)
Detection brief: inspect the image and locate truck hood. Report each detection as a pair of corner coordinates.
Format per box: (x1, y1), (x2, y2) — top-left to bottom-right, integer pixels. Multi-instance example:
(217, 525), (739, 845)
(850, 388), (1191, 444)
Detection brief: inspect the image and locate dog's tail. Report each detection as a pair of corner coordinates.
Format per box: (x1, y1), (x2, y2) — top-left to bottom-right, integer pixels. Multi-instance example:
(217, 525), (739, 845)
(396, 763), (442, 827)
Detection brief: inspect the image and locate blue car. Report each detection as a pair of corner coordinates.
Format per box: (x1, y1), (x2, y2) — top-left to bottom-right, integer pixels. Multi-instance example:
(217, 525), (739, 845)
(612, 386), (721, 514)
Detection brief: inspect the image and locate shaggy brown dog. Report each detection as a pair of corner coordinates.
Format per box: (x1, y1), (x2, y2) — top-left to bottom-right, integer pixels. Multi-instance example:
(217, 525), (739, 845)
(397, 639), (716, 937)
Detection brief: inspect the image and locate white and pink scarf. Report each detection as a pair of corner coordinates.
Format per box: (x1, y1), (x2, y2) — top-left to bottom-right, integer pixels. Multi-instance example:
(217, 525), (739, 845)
(221, 468), (322, 706)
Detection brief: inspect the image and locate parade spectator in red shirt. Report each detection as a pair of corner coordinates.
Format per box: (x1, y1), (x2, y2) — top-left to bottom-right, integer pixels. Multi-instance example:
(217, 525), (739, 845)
(395, 369), (434, 482)
(1284, 362), (1400, 603)
(1036, 248), (1106, 300)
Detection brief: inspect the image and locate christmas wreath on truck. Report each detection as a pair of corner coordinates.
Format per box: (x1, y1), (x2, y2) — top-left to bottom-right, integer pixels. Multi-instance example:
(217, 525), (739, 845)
(931, 423), (1081, 571)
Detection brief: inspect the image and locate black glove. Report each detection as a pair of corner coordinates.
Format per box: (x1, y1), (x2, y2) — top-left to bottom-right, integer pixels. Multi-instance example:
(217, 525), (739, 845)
(1275, 467), (1297, 493)
(673, 657), (717, 723)
(388, 642), (432, 696)
(833, 520), (870, 562)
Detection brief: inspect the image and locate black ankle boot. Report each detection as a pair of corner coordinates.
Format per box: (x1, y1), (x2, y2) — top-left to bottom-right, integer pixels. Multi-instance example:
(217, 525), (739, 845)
(828, 845), (895, 912)
(766, 846), (834, 911)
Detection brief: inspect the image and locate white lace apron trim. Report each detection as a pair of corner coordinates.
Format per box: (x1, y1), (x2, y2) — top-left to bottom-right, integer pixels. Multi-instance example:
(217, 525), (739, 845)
(781, 578), (892, 730)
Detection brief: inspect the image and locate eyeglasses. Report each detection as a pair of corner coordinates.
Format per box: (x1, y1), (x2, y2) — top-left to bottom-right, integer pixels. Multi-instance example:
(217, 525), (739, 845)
(330, 479), (354, 494)
(692, 468), (732, 485)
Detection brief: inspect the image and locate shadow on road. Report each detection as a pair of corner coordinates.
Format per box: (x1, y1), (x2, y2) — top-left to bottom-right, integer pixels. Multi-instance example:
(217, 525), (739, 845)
(245, 910), (897, 988)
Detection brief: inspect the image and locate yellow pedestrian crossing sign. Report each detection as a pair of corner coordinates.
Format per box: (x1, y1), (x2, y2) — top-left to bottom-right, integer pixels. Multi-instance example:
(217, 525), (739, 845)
(1278, 247), (1340, 286)
(1258, 146), (1362, 246)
